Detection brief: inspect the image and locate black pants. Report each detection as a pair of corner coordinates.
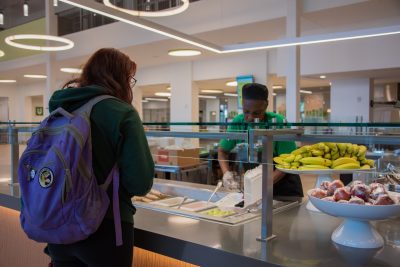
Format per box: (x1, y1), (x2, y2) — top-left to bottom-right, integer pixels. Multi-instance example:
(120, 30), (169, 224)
(47, 219), (133, 267)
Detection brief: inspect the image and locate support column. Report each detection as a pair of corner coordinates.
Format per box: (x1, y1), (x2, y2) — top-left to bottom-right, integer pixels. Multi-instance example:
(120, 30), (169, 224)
(170, 62), (199, 125)
(285, 0), (301, 122)
(132, 86), (143, 119)
(330, 78), (373, 122)
(44, 0), (58, 116)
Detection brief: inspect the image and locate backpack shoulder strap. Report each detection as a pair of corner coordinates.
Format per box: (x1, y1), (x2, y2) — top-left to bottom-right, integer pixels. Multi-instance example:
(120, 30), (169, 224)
(73, 95), (118, 118)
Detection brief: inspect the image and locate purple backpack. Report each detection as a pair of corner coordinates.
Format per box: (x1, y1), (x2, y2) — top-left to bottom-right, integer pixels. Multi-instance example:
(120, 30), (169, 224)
(18, 95), (122, 246)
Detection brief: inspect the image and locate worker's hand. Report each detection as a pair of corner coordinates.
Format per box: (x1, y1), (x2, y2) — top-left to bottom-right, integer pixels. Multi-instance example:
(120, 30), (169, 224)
(222, 171), (239, 191)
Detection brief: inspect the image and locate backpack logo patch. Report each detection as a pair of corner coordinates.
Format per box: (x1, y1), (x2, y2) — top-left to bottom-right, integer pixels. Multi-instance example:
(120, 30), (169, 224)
(38, 167), (54, 188)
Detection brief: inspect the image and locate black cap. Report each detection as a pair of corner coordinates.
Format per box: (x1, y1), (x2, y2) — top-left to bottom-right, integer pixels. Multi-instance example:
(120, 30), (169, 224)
(242, 83), (269, 101)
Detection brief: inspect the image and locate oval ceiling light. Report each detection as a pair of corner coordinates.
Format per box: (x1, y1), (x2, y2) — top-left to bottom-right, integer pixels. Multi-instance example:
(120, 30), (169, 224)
(5, 34), (74, 51)
(226, 81), (237, 87)
(24, 74), (47, 79)
(224, 93), (238, 97)
(320, 75), (326, 79)
(145, 98), (169, 102)
(60, 67), (82, 74)
(201, 89), (223, 94)
(0, 79), (17, 83)
(155, 92), (171, 97)
(0, 50), (4, 57)
(199, 95), (217, 99)
(168, 49), (202, 57)
(103, 0), (189, 17)
(272, 85), (283, 89)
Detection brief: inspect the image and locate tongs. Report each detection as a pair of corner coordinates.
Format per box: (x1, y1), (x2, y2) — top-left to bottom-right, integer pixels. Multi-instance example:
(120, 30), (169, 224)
(207, 181), (223, 205)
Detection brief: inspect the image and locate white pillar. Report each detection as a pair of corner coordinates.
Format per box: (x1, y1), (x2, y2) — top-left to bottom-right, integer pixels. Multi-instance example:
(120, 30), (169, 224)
(44, 0), (58, 116)
(132, 86), (143, 119)
(285, 0), (301, 122)
(330, 78), (373, 122)
(170, 61), (199, 127)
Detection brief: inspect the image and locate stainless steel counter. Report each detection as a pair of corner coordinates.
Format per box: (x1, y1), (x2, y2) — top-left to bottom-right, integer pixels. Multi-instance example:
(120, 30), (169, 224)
(134, 203), (400, 267)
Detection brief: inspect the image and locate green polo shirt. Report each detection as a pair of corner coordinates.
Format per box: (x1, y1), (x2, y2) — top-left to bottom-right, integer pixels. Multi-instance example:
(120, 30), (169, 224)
(219, 112), (296, 156)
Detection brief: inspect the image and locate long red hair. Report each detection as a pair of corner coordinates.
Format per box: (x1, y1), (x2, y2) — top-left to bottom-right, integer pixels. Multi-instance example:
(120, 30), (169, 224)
(63, 48), (136, 104)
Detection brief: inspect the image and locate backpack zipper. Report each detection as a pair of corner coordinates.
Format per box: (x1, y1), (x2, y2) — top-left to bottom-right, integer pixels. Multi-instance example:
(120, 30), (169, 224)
(33, 125), (85, 149)
(52, 146), (73, 204)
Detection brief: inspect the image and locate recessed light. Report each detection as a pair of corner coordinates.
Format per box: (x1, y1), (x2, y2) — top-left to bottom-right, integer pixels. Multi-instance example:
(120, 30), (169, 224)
(168, 49), (202, 57)
(0, 80), (17, 83)
(201, 89), (223, 94)
(24, 74), (47, 79)
(320, 75), (326, 79)
(300, 90), (312, 94)
(272, 85), (283, 89)
(145, 98), (169, 102)
(60, 68), (83, 74)
(329, 82), (332, 86)
(327, 109), (331, 113)
(223, 93), (238, 97)
(199, 95), (217, 99)
(155, 92), (171, 97)
(226, 81), (237, 87)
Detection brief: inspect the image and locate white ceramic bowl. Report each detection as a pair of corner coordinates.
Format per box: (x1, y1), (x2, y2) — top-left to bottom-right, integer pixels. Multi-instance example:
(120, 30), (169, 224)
(307, 189), (400, 248)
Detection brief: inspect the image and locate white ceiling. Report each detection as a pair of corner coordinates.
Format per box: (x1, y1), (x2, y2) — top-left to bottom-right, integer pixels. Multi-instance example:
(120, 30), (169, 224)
(1, 0), (400, 99)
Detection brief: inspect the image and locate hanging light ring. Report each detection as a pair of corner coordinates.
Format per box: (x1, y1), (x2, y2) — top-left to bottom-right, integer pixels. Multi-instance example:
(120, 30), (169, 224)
(103, 0), (189, 17)
(5, 34), (74, 51)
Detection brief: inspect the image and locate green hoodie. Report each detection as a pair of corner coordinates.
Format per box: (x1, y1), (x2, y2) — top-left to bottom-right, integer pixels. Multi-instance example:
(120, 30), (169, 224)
(49, 85), (154, 223)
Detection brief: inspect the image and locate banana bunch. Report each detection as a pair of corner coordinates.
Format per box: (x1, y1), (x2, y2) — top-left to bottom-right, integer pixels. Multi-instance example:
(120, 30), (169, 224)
(273, 142), (374, 170)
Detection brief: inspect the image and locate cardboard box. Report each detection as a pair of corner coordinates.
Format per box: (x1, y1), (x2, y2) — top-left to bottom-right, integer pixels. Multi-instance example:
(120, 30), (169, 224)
(155, 148), (200, 167)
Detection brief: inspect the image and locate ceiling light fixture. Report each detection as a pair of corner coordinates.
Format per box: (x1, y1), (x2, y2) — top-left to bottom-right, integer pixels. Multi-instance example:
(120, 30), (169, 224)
(300, 90), (312, 94)
(103, 0), (189, 17)
(0, 80), (17, 83)
(168, 49), (202, 57)
(224, 93), (238, 97)
(0, 11), (4, 25)
(155, 92), (171, 97)
(272, 93), (277, 96)
(24, 74), (47, 79)
(0, 50), (4, 57)
(54, 0), (58, 7)
(201, 89), (223, 94)
(225, 81), (237, 87)
(60, 67), (82, 74)
(320, 75), (326, 79)
(59, 0), (400, 54)
(23, 1), (29, 17)
(199, 95), (217, 99)
(5, 34), (74, 51)
(145, 98), (169, 102)
(272, 85), (283, 89)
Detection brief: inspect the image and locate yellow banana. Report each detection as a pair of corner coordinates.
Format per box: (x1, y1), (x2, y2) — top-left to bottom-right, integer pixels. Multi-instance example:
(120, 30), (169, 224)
(294, 154), (302, 162)
(325, 142), (338, 153)
(318, 143), (326, 151)
(291, 162), (300, 168)
(331, 152), (340, 160)
(279, 153), (291, 158)
(276, 164), (290, 169)
(324, 153), (331, 159)
(284, 154), (295, 163)
(352, 144), (359, 156)
(344, 153), (351, 158)
(351, 156), (358, 161)
(311, 149), (325, 156)
(357, 145), (367, 157)
(360, 164), (370, 169)
(299, 165), (329, 170)
(337, 143), (348, 156)
(300, 157), (329, 166)
(331, 157), (359, 168)
(365, 159), (375, 167)
(291, 146), (309, 155)
(273, 157), (285, 165)
(333, 163), (361, 170)
(346, 144), (353, 154)
(324, 159), (332, 167)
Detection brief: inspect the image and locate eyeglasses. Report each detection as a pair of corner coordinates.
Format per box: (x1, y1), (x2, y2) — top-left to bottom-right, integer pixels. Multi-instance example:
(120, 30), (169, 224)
(129, 76), (137, 88)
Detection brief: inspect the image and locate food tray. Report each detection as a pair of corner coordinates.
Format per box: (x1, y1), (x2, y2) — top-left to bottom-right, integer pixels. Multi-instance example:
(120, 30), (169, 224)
(151, 197), (195, 207)
(179, 201), (216, 212)
(201, 208), (236, 218)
